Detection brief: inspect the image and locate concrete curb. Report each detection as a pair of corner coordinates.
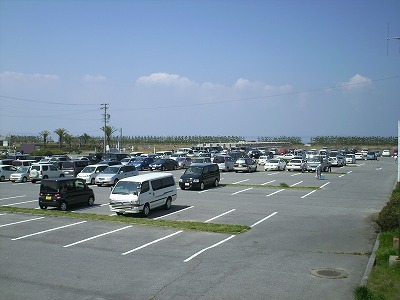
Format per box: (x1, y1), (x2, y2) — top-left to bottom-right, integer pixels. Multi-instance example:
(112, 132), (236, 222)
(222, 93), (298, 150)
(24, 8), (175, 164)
(360, 233), (380, 286)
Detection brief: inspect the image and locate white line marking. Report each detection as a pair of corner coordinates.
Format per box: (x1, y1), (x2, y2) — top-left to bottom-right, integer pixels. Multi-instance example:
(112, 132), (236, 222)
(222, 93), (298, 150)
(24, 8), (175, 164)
(251, 211), (278, 227)
(100, 203), (109, 207)
(153, 206), (194, 220)
(0, 217), (45, 228)
(261, 180), (276, 185)
(232, 179), (249, 184)
(63, 226), (132, 248)
(183, 235), (236, 262)
(301, 190), (317, 198)
(205, 209), (236, 223)
(290, 181), (303, 187)
(339, 174), (346, 178)
(122, 230), (183, 255)
(198, 190), (209, 193)
(0, 195), (26, 201)
(11, 221), (87, 240)
(347, 170), (353, 174)
(231, 187), (253, 195)
(266, 189), (284, 197)
(267, 172), (279, 176)
(290, 173), (301, 177)
(3, 200), (37, 206)
(320, 182), (330, 189)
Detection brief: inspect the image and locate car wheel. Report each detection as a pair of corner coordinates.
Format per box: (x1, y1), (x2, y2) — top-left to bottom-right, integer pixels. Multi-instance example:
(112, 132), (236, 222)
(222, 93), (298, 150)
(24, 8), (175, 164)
(43, 175), (48, 179)
(214, 179), (219, 187)
(180, 186), (186, 190)
(174, 165), (177, 170)
(60, 202), (68, 211)
(142, 203), (150, 217)
(200, 182), (205, 190)
(60, 174), (65, 177)
(90, 178), (95, 185)
(39, 205), (47, 210)
(0, 176), (5, 182)
(88, 196), (94, 206)
(116, 212), (123, 216)
(32, 179), (36, 183)
(22, 176), (27, 183)
(114, 179), (119, 186)
(164, 197), (172, 210)
(161, 166), (165, 171)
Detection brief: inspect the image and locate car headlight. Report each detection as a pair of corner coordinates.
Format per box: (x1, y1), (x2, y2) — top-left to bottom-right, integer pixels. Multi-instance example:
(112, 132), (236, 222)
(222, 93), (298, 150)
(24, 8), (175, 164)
(179, 179), (183, 182)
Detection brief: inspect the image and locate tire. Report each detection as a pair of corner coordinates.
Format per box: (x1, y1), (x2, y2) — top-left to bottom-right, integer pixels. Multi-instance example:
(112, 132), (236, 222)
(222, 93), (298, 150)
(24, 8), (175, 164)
(39, 205), (47, 210)
(60, 202), (68, 211)
(200, 182), (205, 190)
(142, 203), (150, 217)
(180, 186), (186, 190)
(43, 175), (49, 179)
(116, 212), (123, 216)
(164, 197), (172, 210)
(161, 166), (165, 171)
(32, 179), (36, 183)
(113, 179), (119, 186)
(90, 178), (95, 185)
(0, 176), (5, 182)
(97, 184), (102, 187)
(214, 179), (219, 187)
(59, 174), (65, 177)
(87, 196), (94, 206)
(22, 176), (27, 183)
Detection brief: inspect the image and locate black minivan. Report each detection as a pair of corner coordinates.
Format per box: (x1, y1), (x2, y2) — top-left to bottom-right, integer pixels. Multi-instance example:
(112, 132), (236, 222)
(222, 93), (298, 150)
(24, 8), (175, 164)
(179, 163), (220, 190)
(39, 178), (95, 211)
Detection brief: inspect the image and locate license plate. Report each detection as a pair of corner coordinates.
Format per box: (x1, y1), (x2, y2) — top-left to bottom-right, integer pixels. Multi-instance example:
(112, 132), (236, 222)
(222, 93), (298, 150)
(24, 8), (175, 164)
(46, 196), (52, 200)
(185, 183), (189, 186)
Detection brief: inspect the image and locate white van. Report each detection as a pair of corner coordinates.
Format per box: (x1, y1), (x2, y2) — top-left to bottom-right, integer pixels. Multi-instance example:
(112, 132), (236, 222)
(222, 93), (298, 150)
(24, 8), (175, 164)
(109, 172), (177, 217)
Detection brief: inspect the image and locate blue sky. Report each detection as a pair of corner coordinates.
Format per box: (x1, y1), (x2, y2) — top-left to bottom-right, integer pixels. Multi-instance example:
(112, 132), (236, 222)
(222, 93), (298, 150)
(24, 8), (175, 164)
(1, 0), (399, 142)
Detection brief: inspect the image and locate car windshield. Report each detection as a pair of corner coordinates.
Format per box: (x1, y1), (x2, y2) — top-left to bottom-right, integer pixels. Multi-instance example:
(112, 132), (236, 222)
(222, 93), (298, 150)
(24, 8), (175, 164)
(82, 166), (96, 173)
(134, 157), (145, 162)
(16, 166), (30, 173)
(103, 166), (120, 174)
(308, 157), (320, 162)
(154, 159), (166, 164)
(112, 181), (140, 195)
(184, 166), (203, 175)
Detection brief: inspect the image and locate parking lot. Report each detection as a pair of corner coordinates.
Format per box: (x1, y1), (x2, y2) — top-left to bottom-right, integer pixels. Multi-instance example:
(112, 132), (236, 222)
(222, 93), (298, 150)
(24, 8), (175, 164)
(0, 158), (398, 300)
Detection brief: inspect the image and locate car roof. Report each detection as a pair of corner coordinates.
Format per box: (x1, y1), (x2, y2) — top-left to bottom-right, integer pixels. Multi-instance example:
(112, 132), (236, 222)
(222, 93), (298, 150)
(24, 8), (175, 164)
(41, 177), (81, 182)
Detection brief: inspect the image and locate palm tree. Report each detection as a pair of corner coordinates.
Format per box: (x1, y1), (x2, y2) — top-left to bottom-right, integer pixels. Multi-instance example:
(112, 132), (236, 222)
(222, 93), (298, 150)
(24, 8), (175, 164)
(39, 130), (51, 147)
(54, 128), (68, 148)
(80, 133), (91, 145)
(100, 125), (117, 149)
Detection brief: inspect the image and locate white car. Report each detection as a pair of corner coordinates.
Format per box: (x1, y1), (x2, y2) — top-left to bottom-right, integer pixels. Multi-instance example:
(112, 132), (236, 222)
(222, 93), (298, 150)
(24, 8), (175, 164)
(381, 150), (391, 157)
(29, 163), (65, 183)
(95, 164), (138, 186)
(264, 158), (286, 171)
(0, 165), (19, 181)
(345, 154), (356, 164)
(257, 155), (270, 165)
(286, 159), (307, 172)
(77, 164), (109, 185)
(355, 153), (365, 160)
(9, 166), (31, 182)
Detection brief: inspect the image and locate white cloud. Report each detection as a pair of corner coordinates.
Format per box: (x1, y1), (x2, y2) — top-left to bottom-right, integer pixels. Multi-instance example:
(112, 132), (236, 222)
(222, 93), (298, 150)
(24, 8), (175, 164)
(136, 72), (195, 88)
(82, 74), (107, 82)
(0, 71), (59, 81)
(341, 74), (372, 90)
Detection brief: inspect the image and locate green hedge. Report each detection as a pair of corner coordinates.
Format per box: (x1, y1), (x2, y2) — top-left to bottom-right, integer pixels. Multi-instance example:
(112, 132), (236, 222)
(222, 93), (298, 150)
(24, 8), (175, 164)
(377, 183), (400, 231)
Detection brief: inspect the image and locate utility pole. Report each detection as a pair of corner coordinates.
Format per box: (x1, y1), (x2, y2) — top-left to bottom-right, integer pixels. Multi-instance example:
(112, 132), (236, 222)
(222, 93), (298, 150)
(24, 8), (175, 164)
(100, 103), (110, 153)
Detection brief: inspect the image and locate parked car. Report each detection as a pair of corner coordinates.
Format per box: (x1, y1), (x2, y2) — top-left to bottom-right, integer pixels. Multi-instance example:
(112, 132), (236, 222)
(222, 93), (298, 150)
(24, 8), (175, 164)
(0, 165), (19, 181)
(95, 165), (138, 186)
(366, 151), (378, 160)
(61, 160), (90, 177)
(213, 155), (235, 172)
(39, 177), (95, 211)
(76, 164), (109, 185)
(355, 153), (365, 160)
(345, 154), (356, 164)
(29, 163), (65, 183)
(191, 157), (212, 164)
(264, 158), (286, 171)
(149, 158), (179, 171)
(257, 155), (270, 166)
(176, 157), (192, 169)
(120, 157), (138, 165)
(9, 166), (31, 183)
(233, 158), (257, 173)
(179, 163), (220, 190)
(129, 156), (155, 171)
(306, 156), (329, 172)
(381, 149), (391, 157)
(281, 153), (295, 161)
(286, 159), (307, 172)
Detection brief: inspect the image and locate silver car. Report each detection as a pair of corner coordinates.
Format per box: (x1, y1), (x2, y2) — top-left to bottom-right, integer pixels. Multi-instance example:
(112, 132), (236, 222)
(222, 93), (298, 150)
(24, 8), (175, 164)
(95, 164), (138, 186)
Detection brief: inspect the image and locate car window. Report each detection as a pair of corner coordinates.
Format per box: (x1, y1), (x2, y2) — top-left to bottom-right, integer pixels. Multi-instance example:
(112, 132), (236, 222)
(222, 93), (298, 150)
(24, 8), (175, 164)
(141, 181), (150, 193)
(75, 180), (85, 190)
(43, 166), (48, 171)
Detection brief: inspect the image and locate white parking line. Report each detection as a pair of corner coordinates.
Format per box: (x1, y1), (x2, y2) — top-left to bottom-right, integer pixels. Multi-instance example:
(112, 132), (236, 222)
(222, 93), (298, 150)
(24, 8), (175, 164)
(205, 209), (236, 223)
(347, 170), (353, 174)
(63, 225), (132, 248)
(122, 230), (183, 255)
(290, 181), (303, 187)
(231, 187), (253, 195)
(183, 235), (236, 263)
(266, 189), (284, 197)
(320, 182), (330, 189)
(261, 180), (275, 185)
(11, 221), (87, 241)
(0, 217), (45, 228)
(251, 211), (278, 227)
(0, 195), (26, 201)
(232, 179), (249, 184)
(267, 172), (279, 176)
(301, 190), (317, 198)
(153, 206), (194, 220)
(290, 173), (301, 177)
(3, 200), (37, 206)
(339, 174), (346, 178)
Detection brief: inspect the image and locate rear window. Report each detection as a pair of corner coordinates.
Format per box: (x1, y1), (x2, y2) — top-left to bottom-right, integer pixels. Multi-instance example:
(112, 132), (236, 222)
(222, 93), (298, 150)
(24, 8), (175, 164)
(40, 181), (59, 193)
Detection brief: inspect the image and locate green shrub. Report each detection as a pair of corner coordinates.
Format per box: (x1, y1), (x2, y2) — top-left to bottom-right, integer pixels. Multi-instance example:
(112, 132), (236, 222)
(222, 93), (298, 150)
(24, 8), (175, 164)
(377, 183), (400, 231)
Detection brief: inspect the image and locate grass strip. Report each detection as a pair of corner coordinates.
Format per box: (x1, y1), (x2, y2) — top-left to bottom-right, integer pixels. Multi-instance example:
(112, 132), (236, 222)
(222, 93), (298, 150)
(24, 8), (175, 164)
(0, 206), (250, 235)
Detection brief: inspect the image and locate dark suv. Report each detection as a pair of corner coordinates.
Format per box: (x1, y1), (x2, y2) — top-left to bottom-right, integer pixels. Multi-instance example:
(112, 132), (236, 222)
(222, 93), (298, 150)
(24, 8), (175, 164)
(39, 178), (95, 211)
(62, 160), (90, 177)
(179, 163), (220, 190)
